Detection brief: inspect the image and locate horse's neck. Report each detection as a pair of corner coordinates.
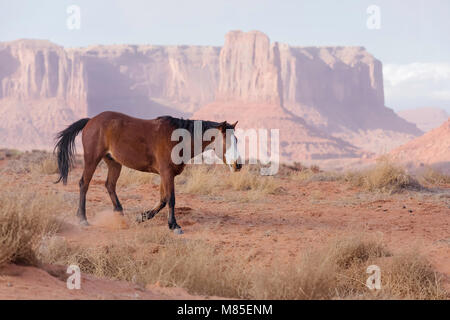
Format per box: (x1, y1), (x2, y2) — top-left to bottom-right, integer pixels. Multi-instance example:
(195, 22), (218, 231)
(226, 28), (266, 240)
(188, 121), (218, 158)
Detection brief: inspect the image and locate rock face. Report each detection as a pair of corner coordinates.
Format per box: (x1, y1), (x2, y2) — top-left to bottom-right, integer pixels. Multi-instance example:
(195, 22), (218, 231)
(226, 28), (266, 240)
(397, 107), (449, 132)
(0, 31), (422, 160)
(0, 40), (87, 149)
(389, 118), (450, 173)
(194, 30), (420, 161)
(0, 40), (220, 148)
(194, 31), (365, 161)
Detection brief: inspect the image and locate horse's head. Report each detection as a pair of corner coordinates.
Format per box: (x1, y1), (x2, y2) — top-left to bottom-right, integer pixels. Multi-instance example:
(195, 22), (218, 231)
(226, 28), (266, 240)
(215, 121), (242, 172)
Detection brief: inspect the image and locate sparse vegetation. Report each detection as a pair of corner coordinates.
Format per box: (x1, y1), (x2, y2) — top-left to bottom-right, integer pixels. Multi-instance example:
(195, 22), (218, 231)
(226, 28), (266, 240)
(0, 182), (66, 267)
(176, 165), (283, 200)
(1, 150), (58, 175)
(419, 167), (450, 185)
(38, 233), (447, 299)
(176, 165), (220, 195)
(345, 158), (421, 193)
(117, 167), (159, 187)
(1, 150), (448, 300)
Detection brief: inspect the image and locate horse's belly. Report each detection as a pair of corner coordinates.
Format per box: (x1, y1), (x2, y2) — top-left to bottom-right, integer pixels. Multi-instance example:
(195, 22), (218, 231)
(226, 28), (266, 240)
(108, 147), (155, 173)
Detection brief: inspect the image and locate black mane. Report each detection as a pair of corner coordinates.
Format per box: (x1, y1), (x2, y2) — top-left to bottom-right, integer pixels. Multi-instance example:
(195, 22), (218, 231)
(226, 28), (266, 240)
(157, 115), (233, 134)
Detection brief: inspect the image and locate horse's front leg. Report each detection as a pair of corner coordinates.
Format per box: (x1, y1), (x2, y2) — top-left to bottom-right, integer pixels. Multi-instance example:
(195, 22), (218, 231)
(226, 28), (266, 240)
(139, 183), (166, 222)
(163, 173), (183, 234)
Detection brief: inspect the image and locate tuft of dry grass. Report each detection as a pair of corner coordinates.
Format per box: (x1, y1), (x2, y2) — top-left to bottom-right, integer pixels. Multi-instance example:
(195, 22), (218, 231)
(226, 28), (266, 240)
(250, 235), (446, 300)
(0, 183), (66, 268)
(32, 155), (59, 175)
(345, 158), (421, 193)
(419, 167), (450, 185)
(251, 235), (390, 299)
(382, 251), (447, 299)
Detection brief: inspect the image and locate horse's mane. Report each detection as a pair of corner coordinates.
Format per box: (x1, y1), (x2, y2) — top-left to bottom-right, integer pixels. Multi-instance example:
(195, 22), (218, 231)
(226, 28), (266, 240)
(157, 116), (232, 133)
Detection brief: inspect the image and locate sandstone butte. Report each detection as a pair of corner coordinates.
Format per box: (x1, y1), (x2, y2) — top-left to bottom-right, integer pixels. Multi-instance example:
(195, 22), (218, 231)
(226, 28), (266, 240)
(0, 31), (423, 163)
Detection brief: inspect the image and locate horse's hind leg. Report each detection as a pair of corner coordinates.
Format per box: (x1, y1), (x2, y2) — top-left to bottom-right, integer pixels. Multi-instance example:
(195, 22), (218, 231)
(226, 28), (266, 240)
(103, 155), (123, 213)
(77, 154), (102, 226)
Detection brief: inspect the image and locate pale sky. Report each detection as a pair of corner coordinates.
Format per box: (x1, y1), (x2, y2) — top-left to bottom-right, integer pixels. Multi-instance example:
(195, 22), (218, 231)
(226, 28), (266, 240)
(1, 0), (449, 112)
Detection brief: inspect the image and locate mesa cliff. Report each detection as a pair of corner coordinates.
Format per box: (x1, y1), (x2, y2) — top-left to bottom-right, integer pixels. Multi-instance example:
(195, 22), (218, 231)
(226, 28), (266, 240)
(0, 31), (421, 161)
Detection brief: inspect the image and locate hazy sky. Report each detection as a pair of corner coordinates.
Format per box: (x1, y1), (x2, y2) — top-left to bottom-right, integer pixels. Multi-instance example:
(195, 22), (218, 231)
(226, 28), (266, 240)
(1, 0), (449, 112)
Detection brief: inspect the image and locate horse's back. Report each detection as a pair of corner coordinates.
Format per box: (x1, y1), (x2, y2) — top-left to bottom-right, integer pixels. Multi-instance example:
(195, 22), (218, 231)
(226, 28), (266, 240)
(81, 111), (171, 172)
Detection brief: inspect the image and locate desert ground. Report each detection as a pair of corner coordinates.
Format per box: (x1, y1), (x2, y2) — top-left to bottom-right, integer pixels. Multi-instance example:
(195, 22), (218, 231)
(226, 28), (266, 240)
(0, 149), (449, 300)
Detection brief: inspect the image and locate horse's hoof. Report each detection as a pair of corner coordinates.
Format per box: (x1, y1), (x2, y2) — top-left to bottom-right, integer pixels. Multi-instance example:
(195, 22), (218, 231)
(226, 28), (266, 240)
(114, 208), (124, 216)
(173, 228), (184, 235)
(136, 214), (144, 223)
(79, 220), (89, 227)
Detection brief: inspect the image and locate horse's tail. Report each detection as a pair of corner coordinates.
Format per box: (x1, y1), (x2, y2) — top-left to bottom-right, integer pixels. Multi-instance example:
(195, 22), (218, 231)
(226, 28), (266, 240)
(54, 118), (90, 185)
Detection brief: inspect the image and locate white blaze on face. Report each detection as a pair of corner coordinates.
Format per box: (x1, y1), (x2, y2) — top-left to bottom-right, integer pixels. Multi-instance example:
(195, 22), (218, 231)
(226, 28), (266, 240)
(225, 130), (240, 166)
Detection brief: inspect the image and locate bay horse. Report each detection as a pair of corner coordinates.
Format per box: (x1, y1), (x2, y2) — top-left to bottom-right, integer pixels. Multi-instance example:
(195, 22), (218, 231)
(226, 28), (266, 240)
(54, 111), (241, 234)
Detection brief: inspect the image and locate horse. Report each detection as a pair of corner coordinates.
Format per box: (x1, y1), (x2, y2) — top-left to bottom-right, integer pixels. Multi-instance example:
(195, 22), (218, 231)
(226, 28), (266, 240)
(54, 111), (242, 234)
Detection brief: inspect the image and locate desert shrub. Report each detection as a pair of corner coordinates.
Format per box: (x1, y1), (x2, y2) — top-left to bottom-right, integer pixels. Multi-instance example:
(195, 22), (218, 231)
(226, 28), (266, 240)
(382, 251), (447, 299)
(0, 183), (65, 268)
(419, 167), (450, 185)
(345, 158), (421, 193)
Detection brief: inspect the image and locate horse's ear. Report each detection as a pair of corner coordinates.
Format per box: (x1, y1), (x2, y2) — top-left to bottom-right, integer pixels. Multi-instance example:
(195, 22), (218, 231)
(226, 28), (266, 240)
(231, 121), (238, 129)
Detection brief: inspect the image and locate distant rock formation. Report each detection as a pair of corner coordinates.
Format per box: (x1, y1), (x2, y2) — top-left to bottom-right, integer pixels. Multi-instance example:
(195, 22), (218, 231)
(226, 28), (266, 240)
(0, 31), (422, 160)
(397, 107), (449, 132)
(389, 118), (450, 173)
(194, 30), (419, 161)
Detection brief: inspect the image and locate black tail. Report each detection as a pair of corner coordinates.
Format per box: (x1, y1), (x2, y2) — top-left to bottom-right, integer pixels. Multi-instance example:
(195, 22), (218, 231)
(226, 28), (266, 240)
(54, 118), (90, 185)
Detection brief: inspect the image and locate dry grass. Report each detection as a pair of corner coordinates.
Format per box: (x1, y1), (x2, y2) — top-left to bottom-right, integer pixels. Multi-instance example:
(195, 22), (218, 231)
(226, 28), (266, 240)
(382, 251), (446, 299)
(32, 155), (59, 175)
(291, 169), (343, 183)
(0, 183), (66, 268)
(345, 158), (421, 193)
(1, 150), (58, 175)
(226, 168), (282, 194)
(176, 165), (283, 200)
(117, 167), (159, 187)
(419, 167), (450, 185)
(251, 235), (446, 300)
(40, 226), (250, 298)
(176, 165), (220, 195)
(38, 231), (447, 300)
